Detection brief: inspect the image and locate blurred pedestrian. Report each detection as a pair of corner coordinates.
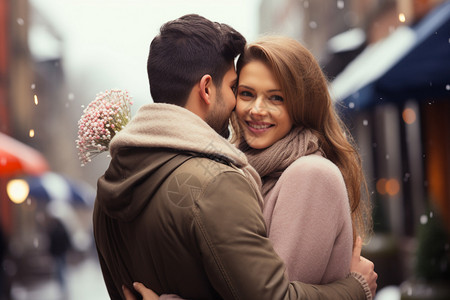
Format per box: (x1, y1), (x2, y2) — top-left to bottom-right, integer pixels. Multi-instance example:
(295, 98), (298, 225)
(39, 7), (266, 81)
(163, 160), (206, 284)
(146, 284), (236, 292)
(47, 216), (71, 295)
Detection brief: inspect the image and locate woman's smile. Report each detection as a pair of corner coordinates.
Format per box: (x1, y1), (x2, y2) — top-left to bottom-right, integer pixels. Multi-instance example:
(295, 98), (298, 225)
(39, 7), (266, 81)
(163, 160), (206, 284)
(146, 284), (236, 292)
(246, 121), (274, 133)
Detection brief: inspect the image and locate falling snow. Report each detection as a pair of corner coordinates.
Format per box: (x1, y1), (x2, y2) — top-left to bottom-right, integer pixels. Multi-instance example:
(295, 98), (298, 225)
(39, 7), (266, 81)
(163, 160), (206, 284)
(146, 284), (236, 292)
(337, 0), (344, 9)
(348, 102), (355, 109)
(17, 18), (24, 26)
(309, 21), (317, 29)
(31, 83), (36, 90)
(363, 119), (368, 126)
(68, 93), (75, 101)
(446, 84), (450, 90)
(420, 214), (428, 225)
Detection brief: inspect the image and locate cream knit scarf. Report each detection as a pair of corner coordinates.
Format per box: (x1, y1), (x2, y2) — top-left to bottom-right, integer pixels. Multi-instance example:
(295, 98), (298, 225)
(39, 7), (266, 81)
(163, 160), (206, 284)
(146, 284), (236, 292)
(109, 103), (264, 206)
(238, 126), (322, 197)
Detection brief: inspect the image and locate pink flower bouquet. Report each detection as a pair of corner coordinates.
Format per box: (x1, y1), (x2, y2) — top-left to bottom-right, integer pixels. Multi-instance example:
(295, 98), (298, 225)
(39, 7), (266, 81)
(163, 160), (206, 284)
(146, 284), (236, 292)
(76, 89), (133, 166)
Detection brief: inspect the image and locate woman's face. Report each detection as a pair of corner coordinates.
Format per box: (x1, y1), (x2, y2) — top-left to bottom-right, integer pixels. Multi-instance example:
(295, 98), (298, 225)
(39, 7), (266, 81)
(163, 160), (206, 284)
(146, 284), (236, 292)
(236, 60), (293, 149)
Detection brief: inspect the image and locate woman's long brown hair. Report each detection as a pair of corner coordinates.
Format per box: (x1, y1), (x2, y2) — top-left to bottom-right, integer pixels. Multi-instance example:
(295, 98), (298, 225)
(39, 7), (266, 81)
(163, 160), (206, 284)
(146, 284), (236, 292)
(233, 36), (373, 243)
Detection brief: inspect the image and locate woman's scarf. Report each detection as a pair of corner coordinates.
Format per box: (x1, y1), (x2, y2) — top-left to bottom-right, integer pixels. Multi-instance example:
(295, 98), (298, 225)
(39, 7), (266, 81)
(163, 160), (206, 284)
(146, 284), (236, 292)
(239, 126), (322, 197)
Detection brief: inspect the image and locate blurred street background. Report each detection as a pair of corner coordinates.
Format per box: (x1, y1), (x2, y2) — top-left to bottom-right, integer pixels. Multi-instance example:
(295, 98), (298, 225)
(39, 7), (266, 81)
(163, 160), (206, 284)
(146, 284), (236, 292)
(1, 0), (449, 299)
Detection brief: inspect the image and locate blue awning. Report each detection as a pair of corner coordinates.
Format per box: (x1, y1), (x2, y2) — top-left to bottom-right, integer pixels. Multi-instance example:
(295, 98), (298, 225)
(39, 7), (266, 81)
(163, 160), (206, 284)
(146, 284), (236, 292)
(330, 2), (450, 110)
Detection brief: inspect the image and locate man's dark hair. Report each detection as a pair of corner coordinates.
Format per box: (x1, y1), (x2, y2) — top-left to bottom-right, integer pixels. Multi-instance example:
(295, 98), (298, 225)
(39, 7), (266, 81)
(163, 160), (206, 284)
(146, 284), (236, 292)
(147, 14), (246, 106)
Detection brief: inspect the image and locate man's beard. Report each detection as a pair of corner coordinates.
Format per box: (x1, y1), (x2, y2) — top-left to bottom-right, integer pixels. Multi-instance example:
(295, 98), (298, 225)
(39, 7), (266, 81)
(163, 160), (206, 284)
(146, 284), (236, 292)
(205, 92), (232, 139)
(217, 121), (230, 139)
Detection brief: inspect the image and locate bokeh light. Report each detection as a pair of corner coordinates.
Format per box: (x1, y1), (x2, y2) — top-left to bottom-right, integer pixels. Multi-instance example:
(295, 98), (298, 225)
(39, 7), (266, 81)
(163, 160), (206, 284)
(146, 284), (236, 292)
(376, 178), (387, 195)
(386, 179), (400, 196)
(6, 179), (30, 204)
(377, 178), (401, 196)
(402, 108), (416, 124)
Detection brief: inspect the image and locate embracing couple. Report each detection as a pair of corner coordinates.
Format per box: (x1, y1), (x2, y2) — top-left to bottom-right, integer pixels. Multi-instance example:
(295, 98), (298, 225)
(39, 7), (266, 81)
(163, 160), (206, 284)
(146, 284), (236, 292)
(93, 14), (377, 300)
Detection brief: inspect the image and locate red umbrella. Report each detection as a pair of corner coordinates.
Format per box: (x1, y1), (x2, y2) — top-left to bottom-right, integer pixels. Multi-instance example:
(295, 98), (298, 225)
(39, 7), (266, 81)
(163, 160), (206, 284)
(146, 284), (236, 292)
(0, 132), (49, 176)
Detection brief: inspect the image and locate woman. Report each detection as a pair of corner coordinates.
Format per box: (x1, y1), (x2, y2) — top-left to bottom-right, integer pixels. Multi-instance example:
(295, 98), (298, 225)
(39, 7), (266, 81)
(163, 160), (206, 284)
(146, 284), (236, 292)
(125, 35), (373, 299)
(232, 35), (372, 283)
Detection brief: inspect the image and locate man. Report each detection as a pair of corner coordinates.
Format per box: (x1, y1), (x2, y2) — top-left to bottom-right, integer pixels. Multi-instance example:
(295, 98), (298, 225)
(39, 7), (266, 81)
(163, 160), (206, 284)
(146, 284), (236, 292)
(93, 14), (376, 300)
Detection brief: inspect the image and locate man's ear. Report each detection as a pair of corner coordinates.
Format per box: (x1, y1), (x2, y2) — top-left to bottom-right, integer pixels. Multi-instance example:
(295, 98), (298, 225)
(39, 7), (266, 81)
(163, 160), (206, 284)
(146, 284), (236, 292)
(199, 74), (213, 105)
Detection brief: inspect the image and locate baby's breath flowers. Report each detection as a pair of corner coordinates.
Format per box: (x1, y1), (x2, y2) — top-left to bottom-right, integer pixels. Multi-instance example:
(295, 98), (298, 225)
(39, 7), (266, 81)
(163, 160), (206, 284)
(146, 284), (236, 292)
(76, 89), (133, 166)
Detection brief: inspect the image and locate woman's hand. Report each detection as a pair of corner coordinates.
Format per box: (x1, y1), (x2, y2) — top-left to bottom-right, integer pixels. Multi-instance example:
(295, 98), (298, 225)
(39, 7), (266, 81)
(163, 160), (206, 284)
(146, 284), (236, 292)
(123, 282), (159, 300)
(350, 236), (378, 298)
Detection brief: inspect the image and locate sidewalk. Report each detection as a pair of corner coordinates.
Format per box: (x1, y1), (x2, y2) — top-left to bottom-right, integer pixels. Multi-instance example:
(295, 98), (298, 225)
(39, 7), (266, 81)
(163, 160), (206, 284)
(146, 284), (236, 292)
(10, 254), (109, 300)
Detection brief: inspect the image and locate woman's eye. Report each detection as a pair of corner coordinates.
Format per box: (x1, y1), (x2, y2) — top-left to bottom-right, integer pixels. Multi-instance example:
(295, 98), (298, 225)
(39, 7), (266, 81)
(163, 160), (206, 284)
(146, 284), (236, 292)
(269, 95), (284, 102)
(239, 91), (254, 100)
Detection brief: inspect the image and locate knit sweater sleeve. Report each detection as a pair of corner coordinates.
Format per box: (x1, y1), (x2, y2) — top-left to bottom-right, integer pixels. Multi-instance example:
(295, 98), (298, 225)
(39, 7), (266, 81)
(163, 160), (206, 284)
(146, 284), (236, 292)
(264, 154), (353, 284)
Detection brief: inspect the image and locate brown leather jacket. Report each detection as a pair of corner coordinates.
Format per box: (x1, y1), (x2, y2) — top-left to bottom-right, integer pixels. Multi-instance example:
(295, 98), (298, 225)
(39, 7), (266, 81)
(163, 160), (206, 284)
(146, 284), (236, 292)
(93, 148), (366, 300)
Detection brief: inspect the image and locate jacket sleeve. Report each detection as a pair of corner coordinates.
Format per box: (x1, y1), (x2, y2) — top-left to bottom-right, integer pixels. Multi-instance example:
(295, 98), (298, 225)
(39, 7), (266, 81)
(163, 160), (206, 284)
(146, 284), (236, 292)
(193, 170), (366, 300)
(267, 157), (352, 283)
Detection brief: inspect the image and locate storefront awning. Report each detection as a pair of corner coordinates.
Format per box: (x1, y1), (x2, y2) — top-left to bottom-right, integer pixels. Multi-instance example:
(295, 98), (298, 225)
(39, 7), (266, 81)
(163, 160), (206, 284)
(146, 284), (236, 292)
(330, 2), (450, 110)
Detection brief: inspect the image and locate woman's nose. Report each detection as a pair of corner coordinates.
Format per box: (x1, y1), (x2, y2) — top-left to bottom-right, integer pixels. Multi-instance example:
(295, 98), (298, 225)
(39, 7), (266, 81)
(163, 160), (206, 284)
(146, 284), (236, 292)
(249, 97), (267, 116)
